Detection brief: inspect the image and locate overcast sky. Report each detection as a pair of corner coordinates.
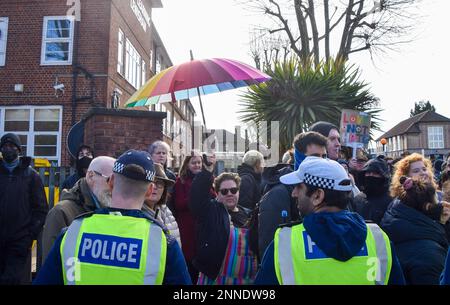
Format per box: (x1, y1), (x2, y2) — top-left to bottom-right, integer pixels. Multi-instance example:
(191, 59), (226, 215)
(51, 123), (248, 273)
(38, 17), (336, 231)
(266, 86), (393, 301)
(153, 0), (450, 141)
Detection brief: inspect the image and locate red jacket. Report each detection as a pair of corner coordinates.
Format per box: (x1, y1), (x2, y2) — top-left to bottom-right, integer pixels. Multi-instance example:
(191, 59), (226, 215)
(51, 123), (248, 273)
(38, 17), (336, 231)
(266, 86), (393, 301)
(173, 172), (215, 261)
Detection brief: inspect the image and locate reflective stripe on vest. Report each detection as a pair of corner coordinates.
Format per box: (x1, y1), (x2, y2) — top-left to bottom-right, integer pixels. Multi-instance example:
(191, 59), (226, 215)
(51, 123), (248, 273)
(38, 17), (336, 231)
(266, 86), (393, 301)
(274, 223), (392, 285)
(60, 214), (166, 285)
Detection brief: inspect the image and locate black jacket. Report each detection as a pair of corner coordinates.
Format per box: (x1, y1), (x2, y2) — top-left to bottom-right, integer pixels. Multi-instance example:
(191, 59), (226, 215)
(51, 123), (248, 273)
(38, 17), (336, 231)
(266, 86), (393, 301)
(190, 169), (249, 279)
(0, 157), (48, 243)
(381, 199), (448, 285)
(258, 165), (298, 259)
(237, 164), (262, 211)
(352, 193), (392, 226)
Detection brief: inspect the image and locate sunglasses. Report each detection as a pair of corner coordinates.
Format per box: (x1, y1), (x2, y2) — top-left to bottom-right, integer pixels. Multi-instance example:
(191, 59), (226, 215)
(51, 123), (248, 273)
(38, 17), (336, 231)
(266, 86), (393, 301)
(219, 188), (239, 195)
(153, 180), (165, 189)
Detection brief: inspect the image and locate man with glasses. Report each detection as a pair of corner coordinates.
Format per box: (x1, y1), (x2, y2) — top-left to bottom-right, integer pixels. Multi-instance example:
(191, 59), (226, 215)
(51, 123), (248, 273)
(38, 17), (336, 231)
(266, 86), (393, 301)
(42, 156), (115, 261)
(61, 145), (95, 190)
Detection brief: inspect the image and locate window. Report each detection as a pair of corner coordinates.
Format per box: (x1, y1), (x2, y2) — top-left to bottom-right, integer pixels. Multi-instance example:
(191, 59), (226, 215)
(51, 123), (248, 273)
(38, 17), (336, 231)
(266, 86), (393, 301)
(41, 16), (75, 65)
(428, 126), (444, 149)
(0, 17), (8, 66)
(142, 60), (146, 86)
(0, 106), (62, 164)
(117, 29), (124, 75)
(125, 39), (143, 89)
(156, 54), (161, 73)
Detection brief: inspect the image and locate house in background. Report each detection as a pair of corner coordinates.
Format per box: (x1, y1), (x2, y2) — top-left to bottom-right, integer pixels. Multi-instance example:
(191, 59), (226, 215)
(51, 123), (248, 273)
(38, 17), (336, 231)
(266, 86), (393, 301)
(375, 111), (450, 159)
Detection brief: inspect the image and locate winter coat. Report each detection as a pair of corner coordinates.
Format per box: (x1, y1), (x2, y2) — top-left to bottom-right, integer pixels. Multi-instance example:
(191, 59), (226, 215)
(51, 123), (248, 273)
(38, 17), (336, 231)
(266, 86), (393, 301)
(190, 169), (250, 279)
(255, 210), (406, 285)
(352, 192), (392, 226)
(0, 157), (48, 243)
(142, 204), (182, 248)
(381, 199), (448, 285)
(237, 163), (262, 211)
(258, 165), (298, 259)
(60, 172), (80, 190)
(171, 171), (215, 262)
(42, 178), (96, 261)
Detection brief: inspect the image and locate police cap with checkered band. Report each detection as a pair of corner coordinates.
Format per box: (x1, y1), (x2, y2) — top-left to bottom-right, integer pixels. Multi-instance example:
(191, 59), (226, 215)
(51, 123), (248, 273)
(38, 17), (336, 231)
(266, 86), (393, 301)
(280, 156), (352, 192)
(113, 150), (156, 182)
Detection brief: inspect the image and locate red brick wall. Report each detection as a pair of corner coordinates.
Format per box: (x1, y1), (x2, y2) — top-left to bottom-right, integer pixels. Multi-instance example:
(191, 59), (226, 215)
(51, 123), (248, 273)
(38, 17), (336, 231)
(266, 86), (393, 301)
(83, 108), (165, 158)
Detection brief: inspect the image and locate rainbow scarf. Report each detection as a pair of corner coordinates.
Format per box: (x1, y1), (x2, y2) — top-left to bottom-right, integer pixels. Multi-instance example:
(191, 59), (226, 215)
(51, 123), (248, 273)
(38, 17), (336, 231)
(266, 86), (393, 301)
(197, 226), (258, 285)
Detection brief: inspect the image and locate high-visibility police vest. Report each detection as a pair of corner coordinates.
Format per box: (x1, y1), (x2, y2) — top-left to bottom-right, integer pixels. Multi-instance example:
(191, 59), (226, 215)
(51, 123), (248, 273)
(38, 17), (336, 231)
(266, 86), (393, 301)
(274, 222), (392, 285)
(60, 213), (167, 285)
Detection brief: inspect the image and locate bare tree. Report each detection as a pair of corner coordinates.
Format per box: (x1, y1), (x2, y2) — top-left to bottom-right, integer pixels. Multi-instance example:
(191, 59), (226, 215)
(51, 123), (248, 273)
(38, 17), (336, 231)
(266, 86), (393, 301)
(241, 0), (419, 66)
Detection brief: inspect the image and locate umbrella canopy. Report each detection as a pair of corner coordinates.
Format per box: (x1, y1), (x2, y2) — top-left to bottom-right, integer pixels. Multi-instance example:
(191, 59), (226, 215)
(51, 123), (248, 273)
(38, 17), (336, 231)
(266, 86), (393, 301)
(125, 58), (270, 107)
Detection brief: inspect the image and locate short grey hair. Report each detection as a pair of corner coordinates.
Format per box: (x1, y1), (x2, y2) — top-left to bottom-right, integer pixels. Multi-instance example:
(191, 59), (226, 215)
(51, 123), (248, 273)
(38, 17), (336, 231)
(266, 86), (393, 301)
(148, 140), (170, 156)
(242, 150), (264, 168)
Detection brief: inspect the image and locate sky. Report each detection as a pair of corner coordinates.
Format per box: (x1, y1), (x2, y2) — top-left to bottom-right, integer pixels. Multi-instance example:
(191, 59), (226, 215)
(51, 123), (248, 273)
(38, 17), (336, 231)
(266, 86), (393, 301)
(152, 0), (450, 141)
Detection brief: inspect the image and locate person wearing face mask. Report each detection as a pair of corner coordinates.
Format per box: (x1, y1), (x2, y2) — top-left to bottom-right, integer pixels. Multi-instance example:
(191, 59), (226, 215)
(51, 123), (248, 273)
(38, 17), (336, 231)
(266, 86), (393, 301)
(41, 156), (115, 261)
(190, 157), (257, 284)
(352, 155), (392, 225)
(0, 133), (48, 284)
(61, 145), (94, 190)
(255, 156), (405, 285)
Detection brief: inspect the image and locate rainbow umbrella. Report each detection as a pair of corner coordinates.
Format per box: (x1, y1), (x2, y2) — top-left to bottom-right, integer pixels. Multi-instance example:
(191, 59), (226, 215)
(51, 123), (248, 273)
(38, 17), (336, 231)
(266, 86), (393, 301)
(124, 58), (271, 108)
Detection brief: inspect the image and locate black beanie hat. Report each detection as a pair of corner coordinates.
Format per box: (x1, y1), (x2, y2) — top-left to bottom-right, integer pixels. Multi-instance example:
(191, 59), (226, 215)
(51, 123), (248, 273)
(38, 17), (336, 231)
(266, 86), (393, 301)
(309, 121), (339, 138)
(0, 133), (22, 152)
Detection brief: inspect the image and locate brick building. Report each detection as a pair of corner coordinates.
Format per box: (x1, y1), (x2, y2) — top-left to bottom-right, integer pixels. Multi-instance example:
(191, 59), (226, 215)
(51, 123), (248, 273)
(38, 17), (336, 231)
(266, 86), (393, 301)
(375, 111), (450, 158)
(0, 0), (196, 167)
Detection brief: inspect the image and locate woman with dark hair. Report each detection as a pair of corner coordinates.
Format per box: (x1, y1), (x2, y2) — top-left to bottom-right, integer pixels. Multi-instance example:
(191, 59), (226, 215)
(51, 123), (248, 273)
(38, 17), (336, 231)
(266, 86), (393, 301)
(381, 176), (450, 284)
(171, 150), (216, 283)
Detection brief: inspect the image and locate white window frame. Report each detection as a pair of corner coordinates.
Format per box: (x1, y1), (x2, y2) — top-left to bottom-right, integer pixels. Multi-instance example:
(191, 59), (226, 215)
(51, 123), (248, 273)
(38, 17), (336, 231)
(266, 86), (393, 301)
(428, 126), (444, 149)
(0, 105), (63, 165)
(41, 16), (75, 66)
(0, 17), (9, 66)
(125, 39), (143, 89)
(142, 60), (146, 86)
(117, 28), (124, 75)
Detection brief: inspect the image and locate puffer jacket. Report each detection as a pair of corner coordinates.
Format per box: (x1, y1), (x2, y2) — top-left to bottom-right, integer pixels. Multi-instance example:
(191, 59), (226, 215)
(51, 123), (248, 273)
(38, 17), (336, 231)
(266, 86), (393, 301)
(143, 204), (182, 248)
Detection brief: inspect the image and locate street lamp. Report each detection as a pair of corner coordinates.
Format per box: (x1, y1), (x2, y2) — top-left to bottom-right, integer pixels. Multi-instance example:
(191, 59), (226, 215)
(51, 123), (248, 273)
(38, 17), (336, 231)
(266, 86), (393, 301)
(380, 138), (387, 154)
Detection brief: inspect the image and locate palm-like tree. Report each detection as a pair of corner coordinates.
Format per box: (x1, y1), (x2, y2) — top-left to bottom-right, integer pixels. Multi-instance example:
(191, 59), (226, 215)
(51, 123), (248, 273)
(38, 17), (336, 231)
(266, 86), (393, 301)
(239, 57), (382, 152)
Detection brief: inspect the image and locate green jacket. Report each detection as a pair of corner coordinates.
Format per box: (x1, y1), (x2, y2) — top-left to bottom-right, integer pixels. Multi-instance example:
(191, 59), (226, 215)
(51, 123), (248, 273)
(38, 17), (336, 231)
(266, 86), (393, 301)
(42, 178), (96, 262)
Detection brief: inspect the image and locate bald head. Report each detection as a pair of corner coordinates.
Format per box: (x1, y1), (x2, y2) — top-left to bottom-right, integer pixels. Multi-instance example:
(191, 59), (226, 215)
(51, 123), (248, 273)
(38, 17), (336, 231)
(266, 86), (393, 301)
(87, 156), (116, 177)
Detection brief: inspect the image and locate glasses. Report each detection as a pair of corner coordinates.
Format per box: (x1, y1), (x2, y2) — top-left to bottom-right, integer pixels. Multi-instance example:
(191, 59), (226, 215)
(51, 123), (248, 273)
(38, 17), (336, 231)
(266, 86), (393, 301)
(93, 170), (110, 182)
(152, 181), (165, 189)
(219, 188), (238, 195)
(309, 153), (327, 159)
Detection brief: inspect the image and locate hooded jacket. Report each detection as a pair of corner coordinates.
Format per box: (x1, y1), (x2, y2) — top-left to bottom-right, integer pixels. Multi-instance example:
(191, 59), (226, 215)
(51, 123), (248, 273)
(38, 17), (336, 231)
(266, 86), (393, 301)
(352, 156), (392, 225)
(381, 199), (448, 285)
(0, 157), (48, 244)
(237, 163), (262, 211)
(255, 210), (405, 285)
(42, 178), (96, 261)
(258, 165), (298, 259)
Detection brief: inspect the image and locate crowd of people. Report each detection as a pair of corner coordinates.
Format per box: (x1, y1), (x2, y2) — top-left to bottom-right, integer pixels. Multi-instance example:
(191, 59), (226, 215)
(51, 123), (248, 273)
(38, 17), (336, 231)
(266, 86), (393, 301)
(1, 124), (450, 285)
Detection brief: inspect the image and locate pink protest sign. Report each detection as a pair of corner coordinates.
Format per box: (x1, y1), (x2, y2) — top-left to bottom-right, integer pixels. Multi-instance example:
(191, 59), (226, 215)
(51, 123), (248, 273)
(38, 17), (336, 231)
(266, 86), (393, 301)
(340, 109), (371, 157)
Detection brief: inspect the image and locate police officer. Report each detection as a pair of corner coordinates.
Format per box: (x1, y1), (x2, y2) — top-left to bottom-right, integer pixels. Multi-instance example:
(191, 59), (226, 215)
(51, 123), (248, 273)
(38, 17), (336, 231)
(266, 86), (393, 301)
(255, 157), (405, 285)
(34, 150), (191, 285)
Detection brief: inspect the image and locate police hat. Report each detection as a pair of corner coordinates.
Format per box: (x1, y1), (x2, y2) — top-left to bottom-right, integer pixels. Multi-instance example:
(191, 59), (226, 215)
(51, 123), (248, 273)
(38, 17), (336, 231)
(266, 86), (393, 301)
(113, 150), (155, 182)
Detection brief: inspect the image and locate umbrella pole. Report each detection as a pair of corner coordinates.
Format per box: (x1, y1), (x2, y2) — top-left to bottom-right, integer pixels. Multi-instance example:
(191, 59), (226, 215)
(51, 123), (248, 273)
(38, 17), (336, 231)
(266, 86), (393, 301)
(190, 50), (207, 129)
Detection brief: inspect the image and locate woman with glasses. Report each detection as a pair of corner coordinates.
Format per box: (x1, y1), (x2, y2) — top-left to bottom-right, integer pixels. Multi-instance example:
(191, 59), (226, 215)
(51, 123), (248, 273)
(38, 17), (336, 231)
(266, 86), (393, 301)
(142, 163), (181, 247)
(189, 155), (257, 285)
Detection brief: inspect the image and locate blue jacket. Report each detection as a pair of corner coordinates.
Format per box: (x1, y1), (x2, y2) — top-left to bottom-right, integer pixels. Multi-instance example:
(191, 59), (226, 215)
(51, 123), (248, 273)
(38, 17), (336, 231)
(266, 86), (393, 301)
(255, 210), (405, 285)
(33, 208), (192, 285)
(61, 172), (81, 190)
(381, 199), (448, 285)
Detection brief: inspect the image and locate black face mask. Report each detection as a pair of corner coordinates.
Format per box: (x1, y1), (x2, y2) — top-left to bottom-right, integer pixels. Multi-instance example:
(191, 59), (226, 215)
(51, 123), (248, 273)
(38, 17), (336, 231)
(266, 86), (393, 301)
(1, 148), (19, 163)
(363, 176), (387, 197)
(76, 157), (93, 177)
